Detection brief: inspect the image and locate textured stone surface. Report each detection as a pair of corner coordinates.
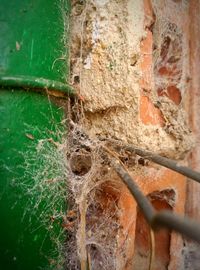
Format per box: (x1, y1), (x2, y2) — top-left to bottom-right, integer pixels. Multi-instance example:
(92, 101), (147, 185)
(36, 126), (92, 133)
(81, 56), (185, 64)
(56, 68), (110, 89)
(69, 0), (198, 269)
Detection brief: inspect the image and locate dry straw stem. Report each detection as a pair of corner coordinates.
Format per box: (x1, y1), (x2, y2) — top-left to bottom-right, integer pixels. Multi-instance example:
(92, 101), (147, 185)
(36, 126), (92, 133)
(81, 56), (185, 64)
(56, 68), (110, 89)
(79, 198), (87, 270)
(149, 229), (155, 270)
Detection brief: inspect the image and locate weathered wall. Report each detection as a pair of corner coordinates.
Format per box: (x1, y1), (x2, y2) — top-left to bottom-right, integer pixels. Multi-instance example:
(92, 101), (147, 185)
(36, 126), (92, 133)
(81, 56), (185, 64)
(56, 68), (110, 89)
(70, 0), (193, 160)
(183, 1), (200, 269)
(69, 0), (197, 269)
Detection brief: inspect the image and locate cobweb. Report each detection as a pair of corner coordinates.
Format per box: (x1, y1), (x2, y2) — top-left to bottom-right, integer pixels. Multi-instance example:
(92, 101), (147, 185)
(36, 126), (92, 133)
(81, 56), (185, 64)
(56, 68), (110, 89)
(15, 119), (69, 270)
(65, 119), (121, 270)
(13, 109), (122, 270)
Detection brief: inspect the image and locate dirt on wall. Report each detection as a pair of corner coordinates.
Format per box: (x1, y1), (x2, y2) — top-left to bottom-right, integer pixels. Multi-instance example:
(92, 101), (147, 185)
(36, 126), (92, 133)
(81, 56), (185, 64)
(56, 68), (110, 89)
(70, 0), (194, 160)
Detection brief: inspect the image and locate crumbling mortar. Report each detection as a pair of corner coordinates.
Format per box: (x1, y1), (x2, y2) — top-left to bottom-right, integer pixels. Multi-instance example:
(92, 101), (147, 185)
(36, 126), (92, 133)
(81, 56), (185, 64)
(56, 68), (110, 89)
(70, 0), (194, 161)
(69, 1), (195, 269)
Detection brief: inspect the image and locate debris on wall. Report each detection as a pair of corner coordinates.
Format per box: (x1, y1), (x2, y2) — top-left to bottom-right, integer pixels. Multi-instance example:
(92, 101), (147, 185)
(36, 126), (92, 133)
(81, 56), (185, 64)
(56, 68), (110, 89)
(69, 0), (195, 269)
(70, 0), (194, 160)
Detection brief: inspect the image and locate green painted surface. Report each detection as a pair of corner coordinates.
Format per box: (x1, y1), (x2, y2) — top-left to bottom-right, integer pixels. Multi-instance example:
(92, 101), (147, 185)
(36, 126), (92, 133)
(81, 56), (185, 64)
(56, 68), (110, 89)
(0, 89), (67, 269)
(0, 0), (71, 92)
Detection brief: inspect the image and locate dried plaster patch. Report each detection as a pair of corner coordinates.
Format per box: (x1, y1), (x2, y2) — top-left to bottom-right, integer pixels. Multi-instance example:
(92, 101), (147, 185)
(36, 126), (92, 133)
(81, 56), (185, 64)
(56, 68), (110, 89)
(70, 0), (142, 112)
(70, 0), (194, 163)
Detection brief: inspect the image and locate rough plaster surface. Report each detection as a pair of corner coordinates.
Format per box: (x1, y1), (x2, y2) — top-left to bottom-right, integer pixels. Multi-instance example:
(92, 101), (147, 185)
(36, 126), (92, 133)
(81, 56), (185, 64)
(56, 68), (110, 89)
(184, 1), (200, 269)
(69, 1), (195, 269)
(70, 0), (194, 160)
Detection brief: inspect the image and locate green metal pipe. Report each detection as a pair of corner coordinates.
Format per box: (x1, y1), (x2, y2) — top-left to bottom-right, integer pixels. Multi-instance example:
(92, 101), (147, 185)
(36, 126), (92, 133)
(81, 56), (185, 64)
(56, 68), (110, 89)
(0, 0), (73, 94)
(0, 89), (67, 270)
(0, 0), (71, 269)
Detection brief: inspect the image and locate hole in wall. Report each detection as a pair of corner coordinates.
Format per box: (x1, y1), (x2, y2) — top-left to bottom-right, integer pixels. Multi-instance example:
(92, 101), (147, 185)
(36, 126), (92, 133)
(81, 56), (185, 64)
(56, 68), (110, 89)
(138, 157), (149, 166)
(73, 75), (80, 84)
(70, 152), (92, 176)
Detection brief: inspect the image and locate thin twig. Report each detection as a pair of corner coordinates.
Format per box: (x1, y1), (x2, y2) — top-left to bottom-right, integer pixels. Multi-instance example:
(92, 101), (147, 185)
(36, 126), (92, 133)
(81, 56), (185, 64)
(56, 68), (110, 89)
(79, 198), (88, 270)
(87, 250), (92, 270)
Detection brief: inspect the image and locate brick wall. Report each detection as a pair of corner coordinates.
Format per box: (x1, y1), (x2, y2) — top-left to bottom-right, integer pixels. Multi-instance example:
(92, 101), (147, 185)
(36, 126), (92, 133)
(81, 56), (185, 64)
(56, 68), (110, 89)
(70, 1), (198, 269)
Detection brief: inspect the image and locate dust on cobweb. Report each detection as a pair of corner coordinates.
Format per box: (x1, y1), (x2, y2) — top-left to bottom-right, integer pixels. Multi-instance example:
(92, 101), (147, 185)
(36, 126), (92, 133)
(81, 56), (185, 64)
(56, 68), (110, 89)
(14, 118), (68, 270)
(12, 93), (127, 270)
(65, 117), (123, 270)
